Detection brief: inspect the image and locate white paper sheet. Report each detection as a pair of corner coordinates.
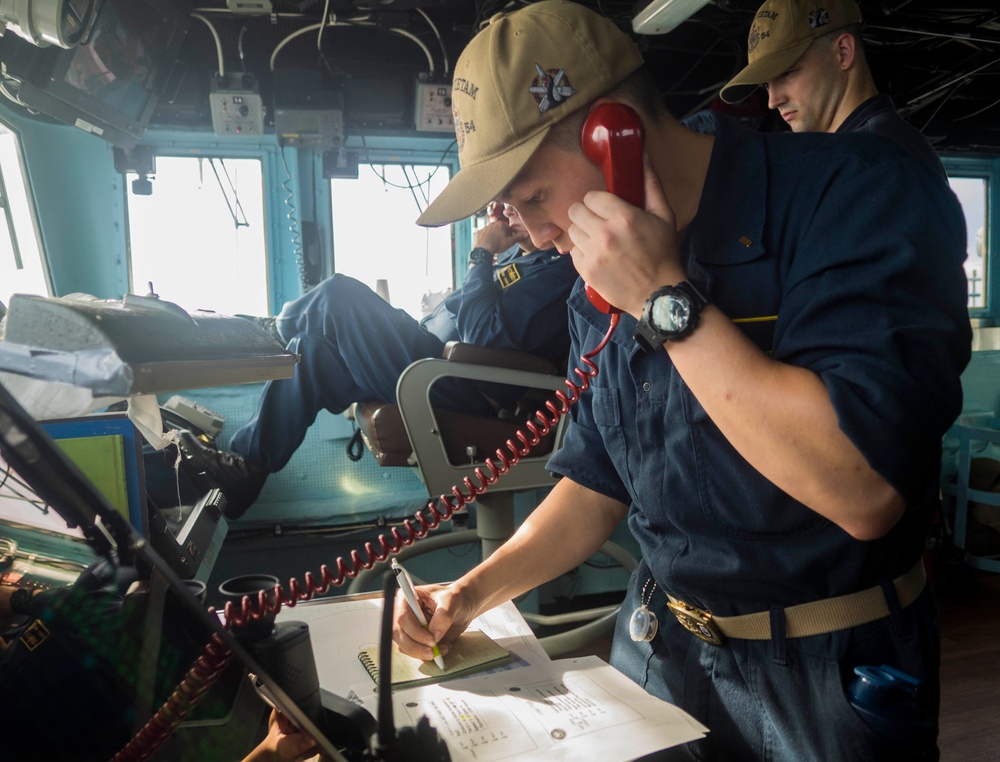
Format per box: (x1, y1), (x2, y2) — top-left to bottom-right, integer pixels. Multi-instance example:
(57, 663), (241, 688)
(378, 655), (707, 761)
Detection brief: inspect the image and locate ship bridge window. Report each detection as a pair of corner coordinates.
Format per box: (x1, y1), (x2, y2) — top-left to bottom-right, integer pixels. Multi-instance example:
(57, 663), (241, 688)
(948, 174), (989, 313)
(126, 156), (268, 316)
(330, 162), (452, 321)
(0, 123), (48, 307)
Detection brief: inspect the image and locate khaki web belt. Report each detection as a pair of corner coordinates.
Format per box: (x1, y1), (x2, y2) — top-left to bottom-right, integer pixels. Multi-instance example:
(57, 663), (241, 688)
(667, 559), (926, 645)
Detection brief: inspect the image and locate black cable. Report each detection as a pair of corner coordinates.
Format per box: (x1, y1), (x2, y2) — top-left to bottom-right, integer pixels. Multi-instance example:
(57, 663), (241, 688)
(207, 158), (250, 229)
(445, 542), (477, 560)
(279, 145), (308, 291)
(355, 136), (456, 196)
(346, 428), (365, 462)
(370, 161), (443, 193)
(920, 80), (968, 133)
(221, 514), (413, 543)
(400, 163), (426, 215)
(377, 569), (397, 748)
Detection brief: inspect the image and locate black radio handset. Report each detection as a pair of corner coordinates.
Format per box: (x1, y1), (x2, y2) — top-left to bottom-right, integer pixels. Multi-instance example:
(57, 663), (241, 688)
(580, 102), (646, 315)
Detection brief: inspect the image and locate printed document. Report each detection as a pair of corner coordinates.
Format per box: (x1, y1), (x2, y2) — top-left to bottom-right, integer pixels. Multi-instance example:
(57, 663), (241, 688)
(380, 655), (707, 761)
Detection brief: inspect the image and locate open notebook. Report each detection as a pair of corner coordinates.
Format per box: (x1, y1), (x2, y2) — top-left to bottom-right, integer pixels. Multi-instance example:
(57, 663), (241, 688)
(358, 629), (510, 689)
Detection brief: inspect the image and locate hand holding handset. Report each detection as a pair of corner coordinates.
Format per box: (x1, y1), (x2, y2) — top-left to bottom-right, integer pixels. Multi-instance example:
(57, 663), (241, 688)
(580, 102), (646, 314)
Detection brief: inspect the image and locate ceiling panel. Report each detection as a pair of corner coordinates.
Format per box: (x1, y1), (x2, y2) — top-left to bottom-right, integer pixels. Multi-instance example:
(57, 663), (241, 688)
(151, 1), (1000, 151)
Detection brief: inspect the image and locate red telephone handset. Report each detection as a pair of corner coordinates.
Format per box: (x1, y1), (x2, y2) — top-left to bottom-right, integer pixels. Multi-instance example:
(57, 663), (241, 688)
(580, 102), (646, 314)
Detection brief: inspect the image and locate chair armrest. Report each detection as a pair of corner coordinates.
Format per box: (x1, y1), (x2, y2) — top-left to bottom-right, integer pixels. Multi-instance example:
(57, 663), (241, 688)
(395, 357), (567, 497)
(443, 341), (559, 375)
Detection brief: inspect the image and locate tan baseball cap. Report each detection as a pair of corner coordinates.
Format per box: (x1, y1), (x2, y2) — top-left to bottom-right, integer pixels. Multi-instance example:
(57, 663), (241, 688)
(416, 0), (643, 228)
(719, 0), (863, 104)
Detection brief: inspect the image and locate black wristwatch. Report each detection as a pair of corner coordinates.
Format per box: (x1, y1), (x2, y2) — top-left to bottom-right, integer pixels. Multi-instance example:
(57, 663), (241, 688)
(634, 280), (710, 352)
(468, 247), (494, 266)
(9, 586), (34, 615)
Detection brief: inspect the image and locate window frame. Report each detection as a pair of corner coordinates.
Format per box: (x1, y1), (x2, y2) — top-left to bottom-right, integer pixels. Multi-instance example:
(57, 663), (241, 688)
(943, 154), (996, 325)
(0, 119), (51, 303)
(123, 152), (271, 315)
(337, 136), (465, 283)
(128, 129), (461, 315)
(327, 156), (458, 320)
(121, 141), (281, 312)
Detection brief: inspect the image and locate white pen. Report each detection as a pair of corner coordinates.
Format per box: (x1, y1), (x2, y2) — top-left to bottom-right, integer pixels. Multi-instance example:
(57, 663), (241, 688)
(391, 558), (445, 669)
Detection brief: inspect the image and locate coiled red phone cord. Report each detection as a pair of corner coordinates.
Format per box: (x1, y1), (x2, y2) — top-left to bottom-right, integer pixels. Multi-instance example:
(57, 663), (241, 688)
(111, 316), (620, 762)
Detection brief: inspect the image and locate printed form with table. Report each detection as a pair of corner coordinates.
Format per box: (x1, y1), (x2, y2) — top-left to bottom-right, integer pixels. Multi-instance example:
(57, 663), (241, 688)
(276, 593), (708, 761)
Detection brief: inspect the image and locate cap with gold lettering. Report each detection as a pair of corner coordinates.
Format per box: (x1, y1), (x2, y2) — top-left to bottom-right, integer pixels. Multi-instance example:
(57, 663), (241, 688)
(417, 0), (643, 227)
(720, 0), (863, 104)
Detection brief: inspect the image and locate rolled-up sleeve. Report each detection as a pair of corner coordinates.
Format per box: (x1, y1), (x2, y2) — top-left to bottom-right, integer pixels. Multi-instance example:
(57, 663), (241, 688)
(774, 159), (971, 506)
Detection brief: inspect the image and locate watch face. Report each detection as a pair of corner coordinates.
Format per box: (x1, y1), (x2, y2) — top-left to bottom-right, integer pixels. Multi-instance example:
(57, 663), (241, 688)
(652, 292), (691, 332)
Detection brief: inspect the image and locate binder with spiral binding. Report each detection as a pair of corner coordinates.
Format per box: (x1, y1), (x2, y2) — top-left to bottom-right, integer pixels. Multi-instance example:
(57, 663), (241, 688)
(358, 630), (510, 689)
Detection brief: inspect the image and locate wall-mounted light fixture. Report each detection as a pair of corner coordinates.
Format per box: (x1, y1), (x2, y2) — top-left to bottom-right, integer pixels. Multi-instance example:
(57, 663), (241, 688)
(0, 0), (102, 48)
(632, 0), (712, 35)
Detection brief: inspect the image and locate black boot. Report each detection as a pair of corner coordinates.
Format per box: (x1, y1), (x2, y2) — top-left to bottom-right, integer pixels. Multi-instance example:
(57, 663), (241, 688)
(177, 431), (268, 520)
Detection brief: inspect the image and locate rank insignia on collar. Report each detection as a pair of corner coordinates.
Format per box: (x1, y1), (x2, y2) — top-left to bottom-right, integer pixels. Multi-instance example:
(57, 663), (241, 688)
(497, 263), (521, 288)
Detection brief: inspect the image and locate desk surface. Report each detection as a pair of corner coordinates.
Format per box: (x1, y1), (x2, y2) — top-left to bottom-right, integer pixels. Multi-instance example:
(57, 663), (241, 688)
(277, 594), (708, 762)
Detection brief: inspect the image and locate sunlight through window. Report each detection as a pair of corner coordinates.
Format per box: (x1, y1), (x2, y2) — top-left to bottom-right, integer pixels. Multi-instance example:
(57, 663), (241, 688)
(330, 164), (452, 320)
(127, 156), (268, 316)
(0, 124), (48, 308)
(948, 175), (989, 311)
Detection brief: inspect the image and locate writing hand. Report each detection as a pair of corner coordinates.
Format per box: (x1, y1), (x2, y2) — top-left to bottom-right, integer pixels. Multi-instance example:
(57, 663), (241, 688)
(392, 581), (477, 662)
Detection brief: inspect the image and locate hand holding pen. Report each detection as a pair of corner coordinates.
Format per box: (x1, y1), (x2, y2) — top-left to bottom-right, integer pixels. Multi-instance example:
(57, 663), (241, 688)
(391, 558), (446, 669)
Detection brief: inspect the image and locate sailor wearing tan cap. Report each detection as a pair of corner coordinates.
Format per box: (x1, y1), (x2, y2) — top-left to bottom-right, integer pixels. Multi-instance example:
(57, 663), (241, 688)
(721, 0), (943, 174)
(399, 2), (969, 759)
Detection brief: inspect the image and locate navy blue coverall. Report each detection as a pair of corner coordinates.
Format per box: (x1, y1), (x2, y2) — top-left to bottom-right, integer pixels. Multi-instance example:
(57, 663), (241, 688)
(547, 115), (970, 760)
(230, 245), (577, 473)
(836, 93), (946, 177)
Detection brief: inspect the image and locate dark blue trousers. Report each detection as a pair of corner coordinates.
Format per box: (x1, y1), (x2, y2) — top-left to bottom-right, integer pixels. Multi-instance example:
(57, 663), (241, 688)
(229, 275), (493, 472)
(611, 561), (940, 761)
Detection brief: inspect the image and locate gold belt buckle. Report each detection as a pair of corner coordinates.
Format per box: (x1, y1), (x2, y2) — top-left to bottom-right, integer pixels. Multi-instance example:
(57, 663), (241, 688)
(667, 600), (725, 645)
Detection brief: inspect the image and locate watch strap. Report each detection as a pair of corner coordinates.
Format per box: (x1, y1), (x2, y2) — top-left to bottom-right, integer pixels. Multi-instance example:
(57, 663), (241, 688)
(634, 310), (667, 354)
(676, 279), (709, 309)
(468, 247), (494, 266)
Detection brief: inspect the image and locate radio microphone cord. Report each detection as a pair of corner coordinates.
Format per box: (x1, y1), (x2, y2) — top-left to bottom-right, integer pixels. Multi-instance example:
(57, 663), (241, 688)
(112, 314), (620, 761)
